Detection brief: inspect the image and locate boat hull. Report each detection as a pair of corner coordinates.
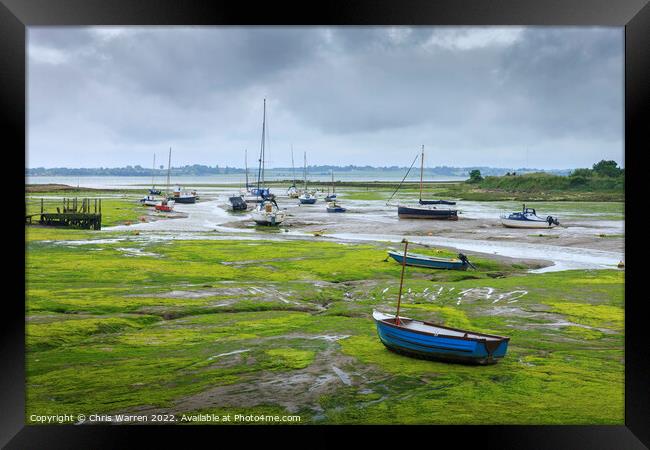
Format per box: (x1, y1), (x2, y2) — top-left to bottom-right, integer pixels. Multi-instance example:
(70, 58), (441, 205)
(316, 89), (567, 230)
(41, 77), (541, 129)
(388, 251), (467, 270)
(327, 207), (346, 213)
(171, 196), (196, 204)
(397, 205), (458, 220)
(373, 311), (508, 365)
(228, 196), (247, 211)
(299, 198), (317, 204)
(500, 218), (556, 229)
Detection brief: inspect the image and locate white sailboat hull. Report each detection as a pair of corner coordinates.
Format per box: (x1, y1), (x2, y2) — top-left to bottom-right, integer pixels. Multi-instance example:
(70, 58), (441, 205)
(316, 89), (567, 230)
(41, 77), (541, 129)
(500, 218), (557, 229)
(251, 210), (286, 226)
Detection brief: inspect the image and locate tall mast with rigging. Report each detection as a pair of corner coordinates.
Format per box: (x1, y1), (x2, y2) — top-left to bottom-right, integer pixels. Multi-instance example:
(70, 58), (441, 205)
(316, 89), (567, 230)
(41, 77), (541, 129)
(303, 152), (308, 191)
(291, 145), (296, 186)
(419, 145), (424, 203)
(257, 99), (266, 191)
(151, 153), (157, 190)
(244, 149), (249, 189)
(166, 147), (172, 198)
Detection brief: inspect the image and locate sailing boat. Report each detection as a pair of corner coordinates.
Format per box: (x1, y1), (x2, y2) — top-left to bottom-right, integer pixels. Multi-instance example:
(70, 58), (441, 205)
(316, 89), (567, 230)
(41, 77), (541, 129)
(324, 170), (337, 202)
(389, 146), (458, 220)
(149, 154), (162, 195)
(373, 239), (509, 365)
(230, 150), (250, 211)
(251, 99), (286, 226)
(298, 152), (317, 204)
(155, 148), (175, 212)
(287, 146), (300, 198)
(140, 153), (163, 206)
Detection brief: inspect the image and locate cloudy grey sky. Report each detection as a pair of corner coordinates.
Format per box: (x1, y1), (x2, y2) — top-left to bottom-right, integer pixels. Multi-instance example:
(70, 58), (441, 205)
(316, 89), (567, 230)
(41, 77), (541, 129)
(27, 26), (624, 169)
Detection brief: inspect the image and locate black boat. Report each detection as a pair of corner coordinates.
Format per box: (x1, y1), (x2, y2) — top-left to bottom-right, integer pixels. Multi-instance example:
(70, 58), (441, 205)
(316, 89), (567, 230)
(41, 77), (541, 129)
(229, 195), (247, 211)
(397, 205), (458, 220)
(389, 145), (459, 220)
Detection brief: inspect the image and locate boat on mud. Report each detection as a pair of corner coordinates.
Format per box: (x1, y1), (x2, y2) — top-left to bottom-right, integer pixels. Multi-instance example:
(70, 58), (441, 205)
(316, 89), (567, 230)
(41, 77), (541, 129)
(170, 186), (197, 204)
(389, 146), (458, 220)
(387, 250), (474, 270)
(326, 201), (346, 213)
(373, 310), (510, 365)
(154, 148), (175, 212)
(324, 170), (337, 202)
(228, 194), (247, 211)
(252, 198), (286, 226)
(287, 147), (301, 198)
(373, 239), (509, 365)
(139, 195), (161, 207)
(500, 205), (559, 229)
(298, 152), (317, 204)
(250, 99), (285, 226)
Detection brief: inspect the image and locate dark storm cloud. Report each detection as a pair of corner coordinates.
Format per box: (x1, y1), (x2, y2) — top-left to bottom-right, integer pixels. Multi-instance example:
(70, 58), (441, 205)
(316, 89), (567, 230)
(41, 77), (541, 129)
(27, 26), (623, 169)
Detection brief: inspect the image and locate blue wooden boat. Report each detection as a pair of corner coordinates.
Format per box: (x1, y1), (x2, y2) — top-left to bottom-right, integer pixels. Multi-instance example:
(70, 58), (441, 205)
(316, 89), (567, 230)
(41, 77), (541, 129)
(373, 311), (509, 365)
(387, 250), (474, 270)
(374, 238), (509, 364)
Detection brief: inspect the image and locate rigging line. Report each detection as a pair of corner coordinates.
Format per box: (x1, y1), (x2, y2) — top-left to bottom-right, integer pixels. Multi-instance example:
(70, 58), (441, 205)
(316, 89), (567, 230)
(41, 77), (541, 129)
(386, 153), (419, 205)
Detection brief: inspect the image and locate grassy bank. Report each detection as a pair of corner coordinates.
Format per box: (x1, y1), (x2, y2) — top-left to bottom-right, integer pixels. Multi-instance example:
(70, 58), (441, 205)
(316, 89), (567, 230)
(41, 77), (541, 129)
(25, 226), (624, 424)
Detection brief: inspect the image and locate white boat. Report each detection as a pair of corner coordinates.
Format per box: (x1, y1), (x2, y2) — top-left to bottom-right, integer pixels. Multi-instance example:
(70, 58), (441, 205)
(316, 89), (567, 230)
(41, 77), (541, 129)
(500, 205), (559, 229)
(140, 195), (161, 207)
(252, 198), (286, 226)
(298, 152), (317, 204)
(287, 146), (301, 198)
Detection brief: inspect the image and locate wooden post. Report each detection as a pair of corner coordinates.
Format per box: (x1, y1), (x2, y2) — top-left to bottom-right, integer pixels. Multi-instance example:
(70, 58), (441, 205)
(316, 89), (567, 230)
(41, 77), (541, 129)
(40, 198), (43, 214)
(395, 239), (409, 325)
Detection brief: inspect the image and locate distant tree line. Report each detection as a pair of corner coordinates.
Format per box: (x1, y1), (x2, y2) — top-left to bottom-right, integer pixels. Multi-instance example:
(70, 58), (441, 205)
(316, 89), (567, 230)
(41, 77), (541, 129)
(26, 164), (573, 177)
(465, 160), (624, 192)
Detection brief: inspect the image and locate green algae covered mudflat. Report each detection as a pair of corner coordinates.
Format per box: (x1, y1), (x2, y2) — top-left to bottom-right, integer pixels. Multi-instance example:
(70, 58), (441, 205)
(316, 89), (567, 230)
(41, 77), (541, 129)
(24, 196), (624, 425)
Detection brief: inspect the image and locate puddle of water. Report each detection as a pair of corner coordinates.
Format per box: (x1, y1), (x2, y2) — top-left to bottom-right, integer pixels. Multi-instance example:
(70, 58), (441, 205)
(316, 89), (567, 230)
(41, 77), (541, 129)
(207, 349), (250, 361)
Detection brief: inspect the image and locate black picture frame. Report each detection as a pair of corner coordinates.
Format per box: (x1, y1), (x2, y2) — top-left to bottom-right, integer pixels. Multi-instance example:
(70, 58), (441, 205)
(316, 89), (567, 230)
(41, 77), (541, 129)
(3, 0), (648, 447)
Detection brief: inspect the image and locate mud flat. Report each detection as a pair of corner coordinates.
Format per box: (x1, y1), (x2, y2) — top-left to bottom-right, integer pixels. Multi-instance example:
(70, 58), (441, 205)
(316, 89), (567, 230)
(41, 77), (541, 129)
(25, 191), (625, 425)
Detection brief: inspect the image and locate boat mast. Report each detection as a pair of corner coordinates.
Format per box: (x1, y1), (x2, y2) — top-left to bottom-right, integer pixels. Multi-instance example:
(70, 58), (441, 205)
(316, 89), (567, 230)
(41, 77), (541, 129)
(166, 147), (172, 198)
(303, 152), (308, 191)
(151, 153), (157, 190)
(332, 170), (335, 193)
(291, 145), (296, 186)
(395, 239), (409, 325)
(244, 149), (249, 189)
(257, 99), (266, 191)
(419, 145), (424, 202)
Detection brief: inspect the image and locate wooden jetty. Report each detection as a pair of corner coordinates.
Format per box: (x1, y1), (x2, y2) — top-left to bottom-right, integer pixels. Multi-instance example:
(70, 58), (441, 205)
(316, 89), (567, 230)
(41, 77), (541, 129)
(25, 198), (102, 230)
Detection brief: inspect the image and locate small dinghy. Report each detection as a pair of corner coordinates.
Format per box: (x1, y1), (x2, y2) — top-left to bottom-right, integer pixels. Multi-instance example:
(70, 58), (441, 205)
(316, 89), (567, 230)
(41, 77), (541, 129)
(374, 239), (509, 365)
(387, 250), (474, 270)
(155, 198), (174, 212)
(373, 311), (509, 365)
(500, 204), (559, 229)
(326, 201), (346, 213)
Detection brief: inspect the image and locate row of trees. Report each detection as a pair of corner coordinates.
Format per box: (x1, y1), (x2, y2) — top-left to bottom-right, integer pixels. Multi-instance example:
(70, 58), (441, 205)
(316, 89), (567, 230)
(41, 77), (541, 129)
(467, 160), (623, 184)
(570, 160), (624, 178)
